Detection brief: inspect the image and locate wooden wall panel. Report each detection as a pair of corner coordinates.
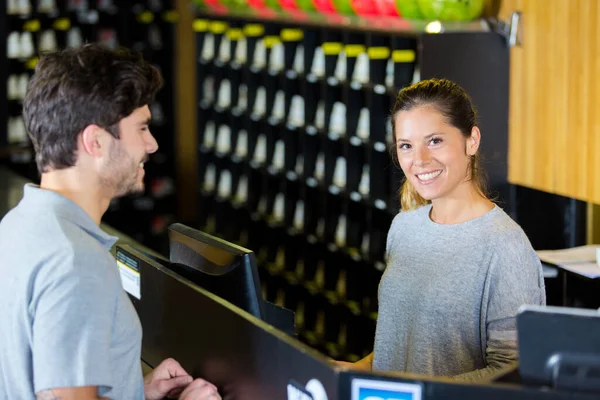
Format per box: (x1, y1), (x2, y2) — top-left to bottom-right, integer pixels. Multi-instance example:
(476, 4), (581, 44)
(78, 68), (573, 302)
(175, 0), (197, 221)
(588, 5), (600, 203)
(499, 0), (600, 204)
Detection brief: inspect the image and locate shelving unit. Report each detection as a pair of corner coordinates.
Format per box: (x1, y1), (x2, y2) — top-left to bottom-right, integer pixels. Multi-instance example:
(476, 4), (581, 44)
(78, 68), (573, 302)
(2, 1), (122, 177)
(1, 1), (179, 255)
(193, 9), (509, 361)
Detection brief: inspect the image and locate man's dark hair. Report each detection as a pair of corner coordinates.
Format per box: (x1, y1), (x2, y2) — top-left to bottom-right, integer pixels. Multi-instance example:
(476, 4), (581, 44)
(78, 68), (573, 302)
(23, 43), (163, 173)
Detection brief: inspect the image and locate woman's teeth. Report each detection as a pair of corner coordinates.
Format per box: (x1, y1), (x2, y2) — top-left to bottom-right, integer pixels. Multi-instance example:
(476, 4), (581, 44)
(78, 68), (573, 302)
(416, 170), (441, 181)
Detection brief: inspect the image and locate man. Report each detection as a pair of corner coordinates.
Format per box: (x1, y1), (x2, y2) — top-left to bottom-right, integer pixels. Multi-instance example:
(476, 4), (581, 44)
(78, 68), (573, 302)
(0, 44), (221, 400)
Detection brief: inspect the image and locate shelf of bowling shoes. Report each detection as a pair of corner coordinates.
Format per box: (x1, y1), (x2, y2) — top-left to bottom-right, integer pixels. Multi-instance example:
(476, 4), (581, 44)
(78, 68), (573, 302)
(198, 46), (322, 88)
(198, 87), (389, 156)
(197, 52), (287, 83)
(196, 8), (491, 37)
(198, 136), (397, 219)
(203, 48), (402, 98)
(284, 220), (378, 270)
(260, 266), (372, 362)
(295, 172), (397, 217)
(196, 185), (282, 226)
(198, 114), (371, 159)
(6, 8), (114, 31)
(197, 181), (382, 271)
(256, 271), (348, 358)
(262, 256), (366, 324)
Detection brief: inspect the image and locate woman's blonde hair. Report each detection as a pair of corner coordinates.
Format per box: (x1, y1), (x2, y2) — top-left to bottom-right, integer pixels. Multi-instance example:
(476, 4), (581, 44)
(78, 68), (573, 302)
(391, 79), (488, 211)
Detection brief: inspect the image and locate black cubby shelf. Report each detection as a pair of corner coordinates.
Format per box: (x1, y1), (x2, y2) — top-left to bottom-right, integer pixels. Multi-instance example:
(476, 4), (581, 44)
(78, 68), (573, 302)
(194, 9), (510, 361)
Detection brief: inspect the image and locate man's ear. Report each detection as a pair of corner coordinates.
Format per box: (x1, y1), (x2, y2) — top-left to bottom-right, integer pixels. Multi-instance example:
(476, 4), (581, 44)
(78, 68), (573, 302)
(467, 126), (481, 156)
(80, 124), (107, 158)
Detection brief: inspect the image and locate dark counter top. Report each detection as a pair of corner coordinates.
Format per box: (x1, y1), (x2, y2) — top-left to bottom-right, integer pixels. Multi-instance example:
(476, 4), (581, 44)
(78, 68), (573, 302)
(0, 166), (161, 258)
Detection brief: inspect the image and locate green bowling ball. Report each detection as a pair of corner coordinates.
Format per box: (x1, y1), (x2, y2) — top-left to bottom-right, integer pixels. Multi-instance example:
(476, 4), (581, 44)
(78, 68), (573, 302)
(395, 0), (423, 19)
(417, 0), (485, 21)
(296, 0), (315, 10)
(213, 0), (248, 8)
(264, 0), (282, 8)
(333, 0), (356, 14)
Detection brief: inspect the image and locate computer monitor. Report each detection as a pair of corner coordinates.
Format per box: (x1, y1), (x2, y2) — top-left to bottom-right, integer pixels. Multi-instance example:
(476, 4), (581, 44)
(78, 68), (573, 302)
(167, 222), (265, 319)
(517, 305), (600, 393)
(167, 223), (295, 335)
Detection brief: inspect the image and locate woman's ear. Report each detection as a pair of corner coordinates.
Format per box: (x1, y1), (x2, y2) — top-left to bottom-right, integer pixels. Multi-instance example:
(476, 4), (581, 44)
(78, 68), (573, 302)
(467, 126), (481, 156)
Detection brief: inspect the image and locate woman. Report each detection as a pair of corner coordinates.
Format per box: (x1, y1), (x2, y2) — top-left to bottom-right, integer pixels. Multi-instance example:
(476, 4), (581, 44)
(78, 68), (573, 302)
(341, 78), (545, 381)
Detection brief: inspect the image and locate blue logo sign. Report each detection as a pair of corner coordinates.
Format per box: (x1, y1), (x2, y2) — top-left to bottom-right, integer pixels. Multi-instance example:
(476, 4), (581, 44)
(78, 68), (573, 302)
(351, 378), (422, 400)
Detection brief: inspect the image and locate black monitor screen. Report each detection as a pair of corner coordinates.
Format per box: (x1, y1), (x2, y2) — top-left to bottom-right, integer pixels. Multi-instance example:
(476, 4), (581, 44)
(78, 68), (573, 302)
(167, 223), (265, 319)
(517, 305), (600, 392)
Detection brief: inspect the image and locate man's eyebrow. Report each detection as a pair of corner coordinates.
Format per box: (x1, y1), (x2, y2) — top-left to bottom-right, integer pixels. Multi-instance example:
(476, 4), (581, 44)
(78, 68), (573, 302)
(139, 118), (152, 126)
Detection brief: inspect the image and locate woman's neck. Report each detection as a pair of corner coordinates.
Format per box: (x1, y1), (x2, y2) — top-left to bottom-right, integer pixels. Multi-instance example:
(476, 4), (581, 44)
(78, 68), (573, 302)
(429, 185), (494, 225)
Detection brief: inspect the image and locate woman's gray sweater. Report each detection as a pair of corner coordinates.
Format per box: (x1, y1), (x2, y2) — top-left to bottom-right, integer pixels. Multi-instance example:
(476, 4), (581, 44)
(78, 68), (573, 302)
(372, 204), (546, 382)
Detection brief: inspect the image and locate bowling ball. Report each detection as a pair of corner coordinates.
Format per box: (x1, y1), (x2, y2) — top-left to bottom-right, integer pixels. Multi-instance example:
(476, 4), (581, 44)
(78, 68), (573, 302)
(394, 0), (422, 19)
(264, 0), (282, 9)
(373, 0), (400, 17)
(417, 0), (485, 21)
(312, 0), (337, 13)
(332, 0), (356, 14)
(296, 0), (316, 10)
(247, 0), (268, 8)
(351, 0), (378, 16)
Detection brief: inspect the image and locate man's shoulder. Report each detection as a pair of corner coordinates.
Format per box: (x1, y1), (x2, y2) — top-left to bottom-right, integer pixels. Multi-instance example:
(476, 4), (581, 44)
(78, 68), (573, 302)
(0, 205), (115, 275)
(0, 203), (61, 256)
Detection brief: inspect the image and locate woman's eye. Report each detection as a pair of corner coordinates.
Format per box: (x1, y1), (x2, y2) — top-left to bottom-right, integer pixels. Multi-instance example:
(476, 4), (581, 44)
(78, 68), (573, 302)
(398, 143), (411, 150)
(430, 137), (442, 145)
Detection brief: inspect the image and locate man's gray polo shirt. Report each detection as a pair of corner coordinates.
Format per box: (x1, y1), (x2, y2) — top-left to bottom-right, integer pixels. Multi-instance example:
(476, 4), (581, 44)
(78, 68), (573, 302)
(0, 184), (144, 399)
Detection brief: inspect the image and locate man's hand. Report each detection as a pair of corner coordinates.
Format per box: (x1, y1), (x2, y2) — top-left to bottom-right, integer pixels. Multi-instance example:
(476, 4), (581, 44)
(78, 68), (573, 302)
(144, 358), (193, 400)
(178, 379), (221, 400)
